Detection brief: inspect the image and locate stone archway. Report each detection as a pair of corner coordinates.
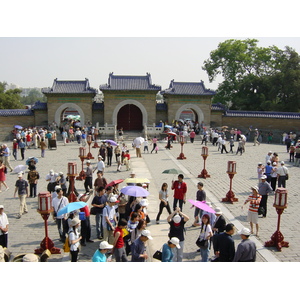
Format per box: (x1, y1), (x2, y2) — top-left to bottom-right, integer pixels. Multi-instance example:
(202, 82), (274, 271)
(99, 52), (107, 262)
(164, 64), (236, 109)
(54, 103), (85, 126)
(112, 99), (148, 129)
(175, 104), (204, 123)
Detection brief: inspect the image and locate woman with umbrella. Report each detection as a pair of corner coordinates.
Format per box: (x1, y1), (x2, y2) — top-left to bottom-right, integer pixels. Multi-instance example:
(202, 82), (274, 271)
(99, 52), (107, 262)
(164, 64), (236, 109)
(197, 214), (213, 262)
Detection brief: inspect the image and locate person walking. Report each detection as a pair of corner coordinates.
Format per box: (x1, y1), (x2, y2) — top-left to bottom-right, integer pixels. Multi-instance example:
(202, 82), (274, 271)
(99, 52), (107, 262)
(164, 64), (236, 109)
(233, 227), (256, 262)
(213, 223), (235, 262)
(102, 196), (119, 244)
(14, 173), (29, 219)
(84, 160), (93, 193)
(192, 182), (206, 226)
(1, 144), (13, 172)
(270, 162), (278, 191)
(167, 207), (189, 262)
(258, 175), (273, 218)
(94, 155), (105, 174)
(106, 143), (113, 167)
(156, 183), (172, 224)
(40, 138), (47, 158)
(150, 136), (158, 154)
(19, 139), (26, 160)
(0, 205), (9, 248)
(0, 160), (9, 192)
(171, 174), (187, 211)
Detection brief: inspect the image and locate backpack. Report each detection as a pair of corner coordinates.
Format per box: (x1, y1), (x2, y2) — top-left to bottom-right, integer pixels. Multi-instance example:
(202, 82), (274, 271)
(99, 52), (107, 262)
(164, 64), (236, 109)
(63, 236), (70, 252)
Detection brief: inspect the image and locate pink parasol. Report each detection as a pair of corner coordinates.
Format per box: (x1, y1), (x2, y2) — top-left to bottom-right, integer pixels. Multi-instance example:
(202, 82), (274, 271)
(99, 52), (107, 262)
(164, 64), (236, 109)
(188, 199), (216, 214)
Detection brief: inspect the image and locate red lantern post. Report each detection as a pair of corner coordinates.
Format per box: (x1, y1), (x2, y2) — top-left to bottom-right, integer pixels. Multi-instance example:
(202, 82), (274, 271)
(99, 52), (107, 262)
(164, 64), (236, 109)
(177, 134), (186, 160)
(86, 135), (94, 159)
(68, 162), (78, 203)
(76, 147), (87, 181)
(92, 127), (100, 148)
(198, 146), (210, 178)
(35, 192), (61, 254)
(222, 161), (238, 203)
(265, 188), (289, 251)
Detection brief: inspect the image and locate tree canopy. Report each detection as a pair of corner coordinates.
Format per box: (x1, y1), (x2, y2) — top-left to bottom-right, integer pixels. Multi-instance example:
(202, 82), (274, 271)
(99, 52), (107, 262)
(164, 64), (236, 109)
(202, 39), (300, 112)
(0, 82), (24, 109)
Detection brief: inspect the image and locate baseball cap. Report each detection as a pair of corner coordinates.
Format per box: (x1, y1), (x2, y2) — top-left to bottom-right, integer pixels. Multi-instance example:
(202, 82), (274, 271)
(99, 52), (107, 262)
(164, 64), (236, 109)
(238, 227), (251, 236)
(99, 241), (113, 250)
(141, 230), (153, 240)
(170, 237), (181, 249)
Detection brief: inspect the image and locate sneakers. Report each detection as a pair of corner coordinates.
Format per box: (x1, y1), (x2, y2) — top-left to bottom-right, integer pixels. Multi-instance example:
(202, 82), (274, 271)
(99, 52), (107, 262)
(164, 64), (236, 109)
(5, 187), (9, 191)
(16, 214), (21, 219)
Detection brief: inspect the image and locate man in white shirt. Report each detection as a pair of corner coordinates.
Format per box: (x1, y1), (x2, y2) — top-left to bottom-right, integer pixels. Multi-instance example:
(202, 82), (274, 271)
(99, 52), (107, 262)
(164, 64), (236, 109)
(0, 205), (9, 248)
(277, 161), (289, 188)
(94, 155), (105, 174)
(102, 196), (119, 244)
(51, 188), (69, 242)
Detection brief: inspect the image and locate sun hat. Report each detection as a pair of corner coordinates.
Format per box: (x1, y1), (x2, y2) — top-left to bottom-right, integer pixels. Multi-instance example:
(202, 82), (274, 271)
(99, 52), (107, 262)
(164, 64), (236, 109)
(215, 207), (222, 215)
(141, 229), (153, 240)
(22, 253), (39, 262)
(169, 237), (181, 249)
(173, 214), (181, 223)
(70, 218), (81, 227)
(99, 241), (113, 250)
(238, 227), (251, 236)
(251, 186), (259, 193)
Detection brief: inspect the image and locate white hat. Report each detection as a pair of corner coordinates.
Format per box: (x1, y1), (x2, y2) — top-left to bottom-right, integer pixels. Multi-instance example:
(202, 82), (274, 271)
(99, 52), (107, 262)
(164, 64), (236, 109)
(169, 237), (181, 249)
(49, 169), (54, 175)
(238, 227), (251, 236)
(0, 205), (4, 209)
(86, 160), (91, 164)
(98, 155), (103, 159)
(215, 207), (222, 215)
(22, 253), (39, 262)
(281, 161), (285, 165)
(99, 241), (113, 250)
(140, 199), (148, 206)
(109, 196), (119, 203)
(173, 214), (181, 223)
(141, 229), (153, 240)
(272, 162), (277, 166)
(261, 175), (267, 180)
(17, 172), (23, 177)
(55, 185), (62, 191)
(251, 186), (259, 193)
(70, 218), (81, 227)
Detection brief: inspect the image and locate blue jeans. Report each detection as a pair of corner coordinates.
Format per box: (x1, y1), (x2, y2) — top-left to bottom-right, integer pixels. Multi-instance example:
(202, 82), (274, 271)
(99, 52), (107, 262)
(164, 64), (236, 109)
(171, 241), (184, 262)
(95, 213), (103, 238)
(200, 240), (210, 262)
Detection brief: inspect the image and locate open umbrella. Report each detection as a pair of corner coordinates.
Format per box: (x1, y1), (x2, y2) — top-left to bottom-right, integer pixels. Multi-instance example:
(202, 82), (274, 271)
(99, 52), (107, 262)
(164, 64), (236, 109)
(106, 179), (124, 188)
(124, 178), (150, 184)
(167, 132), (177, 136)
(13, 165), (27, 173)
(133, 137), (145, 145)
(162, 168), (181, 174)
(164, 125), (173, 129)
(188, 199), (216, 214)
(120, 186), (149, 197)
(104, 139), (118, 146)
(57, 201), (87, 217)
(14, 125), (23, 130)
(26, 157), (39, 165)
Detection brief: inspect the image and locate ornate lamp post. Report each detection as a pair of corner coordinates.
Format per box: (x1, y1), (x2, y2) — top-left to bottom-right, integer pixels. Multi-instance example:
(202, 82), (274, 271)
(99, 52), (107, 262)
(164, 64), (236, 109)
(198, 146), (210, 178)
(35, 192), (61, 254)
(86, 135), (94, 159)
(265, 188), (289, 251)
(68, 162), (78, 203)
(76, 147), (87, 181)
(222, 161), (238, 203)
(92, 127), (100, 148)
(177, 134), (186, 160)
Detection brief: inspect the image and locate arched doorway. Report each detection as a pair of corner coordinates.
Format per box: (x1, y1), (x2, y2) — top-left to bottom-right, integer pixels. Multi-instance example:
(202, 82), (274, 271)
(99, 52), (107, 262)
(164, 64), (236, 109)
(175, 104), (204, 124)
(117, 104), (143, 130)
(54, 103), (85, 127)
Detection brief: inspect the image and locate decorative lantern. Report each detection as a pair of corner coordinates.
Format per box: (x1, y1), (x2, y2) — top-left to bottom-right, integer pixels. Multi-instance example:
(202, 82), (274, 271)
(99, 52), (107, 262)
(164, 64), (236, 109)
(265, 188), (289, 251)
(35, 192), (60, 254)
(77, 149), (86, 181)
(198, 146), (210, 178)
(222, 161), (238, 203)
(86, 135), (94, 159)
(177, 134), (186, 160)
(68, 162), (78, 203)
(68, 162), (78, 176)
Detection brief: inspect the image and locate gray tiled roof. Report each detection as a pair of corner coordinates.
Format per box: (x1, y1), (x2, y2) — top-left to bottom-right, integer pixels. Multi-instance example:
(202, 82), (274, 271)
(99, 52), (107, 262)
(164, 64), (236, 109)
(225, 110), (300, 119)
(0, 109), (34, 117)
(161, 80), (216, 96)
(31, 101), (47, 110)
(100, 73), (161, 91)
(42, 78), (97, 94)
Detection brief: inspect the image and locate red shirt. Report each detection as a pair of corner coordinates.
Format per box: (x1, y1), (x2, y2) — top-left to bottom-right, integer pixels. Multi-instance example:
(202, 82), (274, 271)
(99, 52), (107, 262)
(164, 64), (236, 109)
(80, 205), (90, 217)
(114, 227), (124, 248)
(172, 180), (187, 200)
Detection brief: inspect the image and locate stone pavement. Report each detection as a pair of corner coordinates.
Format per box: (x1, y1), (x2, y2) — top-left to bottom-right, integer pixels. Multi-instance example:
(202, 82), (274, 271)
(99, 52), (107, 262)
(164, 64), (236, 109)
(1, 134), (299, 262)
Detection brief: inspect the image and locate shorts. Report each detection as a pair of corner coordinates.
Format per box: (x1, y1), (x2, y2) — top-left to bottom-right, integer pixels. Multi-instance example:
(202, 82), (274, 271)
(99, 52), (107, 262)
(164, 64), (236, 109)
(247, 211), (258, 224)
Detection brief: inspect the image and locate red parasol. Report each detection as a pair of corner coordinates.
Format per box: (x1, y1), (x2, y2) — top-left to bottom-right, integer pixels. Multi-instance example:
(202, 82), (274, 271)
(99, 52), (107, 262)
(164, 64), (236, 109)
(105, 179), (124, 188)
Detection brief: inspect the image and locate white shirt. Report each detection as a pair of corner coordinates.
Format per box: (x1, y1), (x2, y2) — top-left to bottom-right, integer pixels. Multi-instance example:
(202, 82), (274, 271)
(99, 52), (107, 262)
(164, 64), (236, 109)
(52, 196), (69, 219)
(0, 212), (9, 235)
(96, 160), (105, 172)
(276, 166), (288, 176)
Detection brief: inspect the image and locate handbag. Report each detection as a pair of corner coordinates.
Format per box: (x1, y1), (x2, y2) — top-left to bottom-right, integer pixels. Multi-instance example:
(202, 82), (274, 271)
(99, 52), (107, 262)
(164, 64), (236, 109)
(153, 249), (162, 261)
(258, 206), (265, 215)
(283, 168), (289, 180)
(196, 237), (208, 249)
(90, 206), (97, 215)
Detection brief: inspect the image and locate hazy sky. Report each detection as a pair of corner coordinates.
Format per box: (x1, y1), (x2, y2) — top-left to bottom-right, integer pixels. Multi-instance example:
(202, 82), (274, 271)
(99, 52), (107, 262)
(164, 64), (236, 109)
(2, 37), (300, 92)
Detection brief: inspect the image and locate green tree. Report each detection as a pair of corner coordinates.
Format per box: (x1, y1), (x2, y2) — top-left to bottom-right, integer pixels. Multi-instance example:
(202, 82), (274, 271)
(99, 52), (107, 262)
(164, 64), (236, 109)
(0, 82), (24, 109)
(202, 39), (300, 112)
(20, 88), (46, 105)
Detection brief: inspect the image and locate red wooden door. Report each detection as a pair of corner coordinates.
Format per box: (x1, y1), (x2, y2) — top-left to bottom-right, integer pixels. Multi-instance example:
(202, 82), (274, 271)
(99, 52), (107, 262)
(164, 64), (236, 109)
(117, 104), (142, 130)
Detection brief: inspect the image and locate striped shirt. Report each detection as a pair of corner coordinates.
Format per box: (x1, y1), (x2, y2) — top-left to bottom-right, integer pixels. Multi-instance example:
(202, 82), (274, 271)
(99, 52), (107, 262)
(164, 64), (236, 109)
(247, 194), (262, 213)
